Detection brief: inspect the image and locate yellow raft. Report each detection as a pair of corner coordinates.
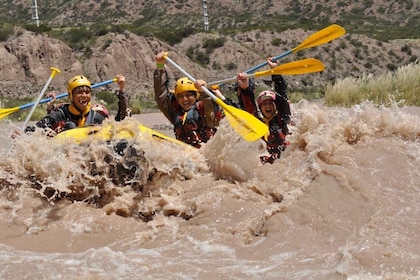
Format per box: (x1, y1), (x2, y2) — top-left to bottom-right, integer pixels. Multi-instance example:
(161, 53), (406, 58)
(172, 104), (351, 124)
(55, 122), (187, 147)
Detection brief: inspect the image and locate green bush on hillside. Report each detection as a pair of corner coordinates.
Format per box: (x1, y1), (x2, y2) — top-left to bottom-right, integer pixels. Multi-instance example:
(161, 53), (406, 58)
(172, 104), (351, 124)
(23, 24), (51, 34)
(0, 23), (14, 42)
(225, 61), (237, 70)
(96, 91), (118, 111)
(202, 37), (226, 54)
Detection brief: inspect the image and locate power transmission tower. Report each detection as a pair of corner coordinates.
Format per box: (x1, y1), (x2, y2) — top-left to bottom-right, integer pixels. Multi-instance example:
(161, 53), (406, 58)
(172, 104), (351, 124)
(202, 0), (209, 31)
(31, 0), (39, 27)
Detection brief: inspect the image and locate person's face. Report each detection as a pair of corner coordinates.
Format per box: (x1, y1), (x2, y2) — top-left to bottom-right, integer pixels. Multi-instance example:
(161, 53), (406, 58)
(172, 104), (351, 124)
(72, 86), (92, 111)
(260, 100), (276, 119)
(176, 91), (197, 111)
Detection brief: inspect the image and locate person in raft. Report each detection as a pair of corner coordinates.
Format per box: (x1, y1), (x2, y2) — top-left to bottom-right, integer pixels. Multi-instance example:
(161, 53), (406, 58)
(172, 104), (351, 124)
(153, 51), (225, 148)
(25, 74), (131, 135)
(236, 57), (291, 164)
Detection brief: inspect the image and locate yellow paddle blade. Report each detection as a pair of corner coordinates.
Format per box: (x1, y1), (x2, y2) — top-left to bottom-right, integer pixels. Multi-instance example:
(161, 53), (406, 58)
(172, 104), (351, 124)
(0, 107), (19, 120)
(55, 123), (189, 147)
(208, 58), (325, 86)
(253, 58), (325, 77)
(138, 125), (189, 147)
(55, 125), (121, 143)
(293, 24), (346, 52)
(215, 99), (268, 142)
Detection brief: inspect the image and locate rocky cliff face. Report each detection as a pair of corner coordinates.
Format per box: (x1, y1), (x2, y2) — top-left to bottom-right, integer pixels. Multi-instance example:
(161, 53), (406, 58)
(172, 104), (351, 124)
(0, 27), (418, 100)
(0, 29), (213, 99)
(1, 30), (80, 98)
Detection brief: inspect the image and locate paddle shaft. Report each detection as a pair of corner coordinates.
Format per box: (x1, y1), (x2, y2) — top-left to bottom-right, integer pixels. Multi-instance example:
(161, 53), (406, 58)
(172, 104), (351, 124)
(18, 78), (116, 110)
(164, 56), (219, 102)
(9, 67), (60, 157)
(245, 50), (292, 74)
(207, 52), (293, 87)
(207, 58), (324, 86)
(206, 66), (281, 86)
(21, 67), (61, 131)
(206, 69), (276, 86)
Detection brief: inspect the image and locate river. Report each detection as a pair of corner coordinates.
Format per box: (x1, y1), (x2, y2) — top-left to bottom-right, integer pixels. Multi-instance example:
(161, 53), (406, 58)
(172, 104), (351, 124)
(0, 100), (419, 279)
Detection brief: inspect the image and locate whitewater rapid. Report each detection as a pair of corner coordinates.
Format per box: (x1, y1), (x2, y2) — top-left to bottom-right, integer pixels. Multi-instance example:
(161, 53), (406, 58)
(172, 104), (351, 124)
(0, 101), (419, 279)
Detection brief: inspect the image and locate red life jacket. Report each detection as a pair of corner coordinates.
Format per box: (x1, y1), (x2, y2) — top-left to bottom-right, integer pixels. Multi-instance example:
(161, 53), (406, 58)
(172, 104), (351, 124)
(173, 102), (219, 148)
(263, 115), (288, 158)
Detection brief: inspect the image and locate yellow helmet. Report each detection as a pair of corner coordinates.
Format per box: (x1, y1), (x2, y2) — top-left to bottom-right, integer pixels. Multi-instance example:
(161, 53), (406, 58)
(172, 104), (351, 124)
(67, 75), (92, 101)
(174, 77), (198, 97)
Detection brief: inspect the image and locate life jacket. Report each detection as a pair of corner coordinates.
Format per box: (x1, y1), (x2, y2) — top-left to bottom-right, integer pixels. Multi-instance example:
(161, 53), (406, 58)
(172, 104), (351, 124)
(272, 75), (291, 121)
(235, 79), (258, 117)
(262, 115), (288, 158)
(173, 102), (217, 148)
(49, 104), (107, 133)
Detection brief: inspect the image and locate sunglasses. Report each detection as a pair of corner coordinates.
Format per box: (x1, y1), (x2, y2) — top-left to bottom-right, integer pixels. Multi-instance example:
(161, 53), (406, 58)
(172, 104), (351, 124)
(72, 86), (92, 95)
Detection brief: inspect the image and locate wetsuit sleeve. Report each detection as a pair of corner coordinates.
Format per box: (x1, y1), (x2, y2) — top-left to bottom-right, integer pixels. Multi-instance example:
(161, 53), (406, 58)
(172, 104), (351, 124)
(35, 110), (65, 129)
(201, 95), (222, 128)
(235, 79), (258, 116)
(154, 68), (176, 124)
(272, 75), (291, 123)
(224, 97), (239, 108)
(272, 75), (288, 97)
(24, 109), (64, 134)
(114, 90), (131, 121)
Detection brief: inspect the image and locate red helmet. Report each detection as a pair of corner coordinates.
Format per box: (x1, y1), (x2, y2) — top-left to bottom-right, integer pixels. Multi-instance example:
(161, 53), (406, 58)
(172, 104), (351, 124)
(257, 91), (276, 108)
(92, 104), (109, 118)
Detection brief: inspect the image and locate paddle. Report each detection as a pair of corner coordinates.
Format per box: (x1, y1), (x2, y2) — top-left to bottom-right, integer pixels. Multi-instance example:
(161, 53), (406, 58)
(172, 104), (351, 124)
(163, 53), (268, 142)
(245, 24), (346, 74)
(8, 67), (60, 155)
(21, 67), (61, 131)
(207, 58), (324, 86)
(207, 24), (346, 86)
(0, 78), (117, 120)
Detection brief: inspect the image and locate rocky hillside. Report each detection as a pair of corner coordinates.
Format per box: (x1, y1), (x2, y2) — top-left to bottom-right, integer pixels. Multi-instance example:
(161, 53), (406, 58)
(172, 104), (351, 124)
(0, 0), (419, 99)
(0, 28), (216, 99)
(2, 0), (418, 31)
